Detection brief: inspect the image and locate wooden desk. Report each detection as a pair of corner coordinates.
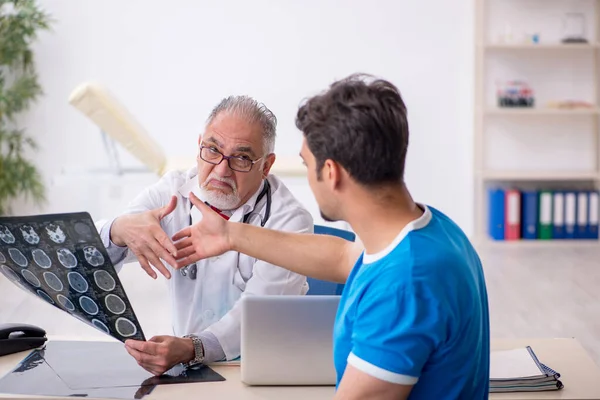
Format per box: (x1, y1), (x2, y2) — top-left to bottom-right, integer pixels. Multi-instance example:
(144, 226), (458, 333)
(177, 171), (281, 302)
(489, 338), (600, 400)
(1, 338), (600, 399)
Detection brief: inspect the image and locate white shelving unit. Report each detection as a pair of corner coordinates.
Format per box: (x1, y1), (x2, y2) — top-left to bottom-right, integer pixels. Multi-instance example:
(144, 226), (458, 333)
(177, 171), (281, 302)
(486, 43), (600, 50)
(484, 238), (600, 249)
(474, 0), (600, 247)
(485, 107), (600, 116)
(480, 170), (599, 181)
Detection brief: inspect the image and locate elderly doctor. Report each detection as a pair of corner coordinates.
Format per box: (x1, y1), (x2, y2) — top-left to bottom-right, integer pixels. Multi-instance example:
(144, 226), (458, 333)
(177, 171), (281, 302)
(97, 96), (312, 375)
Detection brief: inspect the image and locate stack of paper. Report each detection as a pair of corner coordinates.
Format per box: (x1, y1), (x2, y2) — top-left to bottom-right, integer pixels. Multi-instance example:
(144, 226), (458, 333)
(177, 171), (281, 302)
(490, 346), (563, 392)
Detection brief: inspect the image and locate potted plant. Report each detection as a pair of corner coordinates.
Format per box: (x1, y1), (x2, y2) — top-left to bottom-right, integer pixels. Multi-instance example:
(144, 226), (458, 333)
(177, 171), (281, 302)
(0, 0), (51, 215)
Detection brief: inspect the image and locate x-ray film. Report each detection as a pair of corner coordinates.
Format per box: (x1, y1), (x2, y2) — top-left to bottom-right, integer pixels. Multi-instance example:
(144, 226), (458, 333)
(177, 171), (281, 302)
(0, 212), (145, 342)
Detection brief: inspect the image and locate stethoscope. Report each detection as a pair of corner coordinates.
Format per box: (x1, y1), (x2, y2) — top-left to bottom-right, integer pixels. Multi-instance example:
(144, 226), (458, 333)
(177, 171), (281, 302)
(180, 179), (272, 280)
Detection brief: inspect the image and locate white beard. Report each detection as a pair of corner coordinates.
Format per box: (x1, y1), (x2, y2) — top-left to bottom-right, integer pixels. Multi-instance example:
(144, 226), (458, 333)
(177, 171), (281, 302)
(200, 173), (240, 210)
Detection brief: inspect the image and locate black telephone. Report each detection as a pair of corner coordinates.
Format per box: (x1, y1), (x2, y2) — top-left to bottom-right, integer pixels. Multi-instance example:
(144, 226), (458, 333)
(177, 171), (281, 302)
(0, 323), (47, 357)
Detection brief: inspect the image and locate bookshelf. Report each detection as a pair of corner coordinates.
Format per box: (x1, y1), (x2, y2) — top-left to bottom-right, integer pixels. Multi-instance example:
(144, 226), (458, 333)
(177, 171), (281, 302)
(485, 108), (600, 116)
(474, 0), (600, 247)
(483, 238), (600, 248)
(486, 43), (600, 50)
(480, 170), (599, 181)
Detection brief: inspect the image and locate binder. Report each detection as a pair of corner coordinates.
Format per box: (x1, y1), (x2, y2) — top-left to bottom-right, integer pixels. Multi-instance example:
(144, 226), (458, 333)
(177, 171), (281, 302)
(576, 191), (589, 239)
(505, 190), (521, 240)
(488, 188), (505, 240)
(552, 192), (565, 239)
(521, 191), (538, 240)
(538, 191), (552, 240)
(490, 346), (563, 393)
(589, 191), (599, 239)
(564, 192), (577, 239)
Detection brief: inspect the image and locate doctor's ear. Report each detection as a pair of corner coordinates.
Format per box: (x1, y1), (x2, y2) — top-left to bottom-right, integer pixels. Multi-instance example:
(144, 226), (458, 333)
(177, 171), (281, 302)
(261, 153), (276, 178)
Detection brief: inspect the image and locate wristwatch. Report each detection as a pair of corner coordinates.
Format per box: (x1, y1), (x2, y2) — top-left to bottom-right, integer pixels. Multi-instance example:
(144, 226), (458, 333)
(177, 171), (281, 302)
(183, 334), (205, 367)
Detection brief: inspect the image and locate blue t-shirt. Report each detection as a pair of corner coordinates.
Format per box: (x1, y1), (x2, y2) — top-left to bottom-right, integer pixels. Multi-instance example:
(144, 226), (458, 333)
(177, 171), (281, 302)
(333, 205), (490, 399)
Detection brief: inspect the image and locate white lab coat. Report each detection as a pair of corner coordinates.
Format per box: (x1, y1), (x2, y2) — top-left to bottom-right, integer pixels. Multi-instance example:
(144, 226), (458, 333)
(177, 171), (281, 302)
(96, 166), (312, 360)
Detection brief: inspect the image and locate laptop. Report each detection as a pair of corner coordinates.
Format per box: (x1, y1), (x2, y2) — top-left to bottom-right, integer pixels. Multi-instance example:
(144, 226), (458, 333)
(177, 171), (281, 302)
(240, 295), (340, 386)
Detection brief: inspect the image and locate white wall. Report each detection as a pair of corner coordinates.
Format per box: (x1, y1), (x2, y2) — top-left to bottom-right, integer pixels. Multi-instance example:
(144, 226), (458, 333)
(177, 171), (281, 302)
(13, 0), (475, 236)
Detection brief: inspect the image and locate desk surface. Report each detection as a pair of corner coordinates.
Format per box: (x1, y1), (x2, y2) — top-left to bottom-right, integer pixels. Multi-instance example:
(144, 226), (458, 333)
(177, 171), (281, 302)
(1, 338), (600, 399)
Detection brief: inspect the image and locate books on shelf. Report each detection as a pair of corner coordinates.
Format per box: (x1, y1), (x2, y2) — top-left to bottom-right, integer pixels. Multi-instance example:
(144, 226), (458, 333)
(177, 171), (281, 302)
(490, 346), (563, 393)
(487, 188), (599, 241)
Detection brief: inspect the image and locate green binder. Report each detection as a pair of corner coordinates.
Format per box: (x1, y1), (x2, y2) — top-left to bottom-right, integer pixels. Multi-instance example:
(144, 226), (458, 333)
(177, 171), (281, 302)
(538, 191), (553, 239)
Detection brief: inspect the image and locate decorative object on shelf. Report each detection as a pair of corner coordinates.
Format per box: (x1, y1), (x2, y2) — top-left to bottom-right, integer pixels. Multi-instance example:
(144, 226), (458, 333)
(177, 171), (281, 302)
(525, 32), (540, 44)
(546, 100), (594, 110)
(496, 80), (535, 108)
(497, 23), (514, 43)
(561, 13), (588, 43)
(496, 25), (540, 45)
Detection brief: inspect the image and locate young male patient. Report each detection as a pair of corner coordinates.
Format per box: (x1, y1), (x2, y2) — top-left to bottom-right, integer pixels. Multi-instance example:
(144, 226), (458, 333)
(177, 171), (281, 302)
(173, 74), (490, 400)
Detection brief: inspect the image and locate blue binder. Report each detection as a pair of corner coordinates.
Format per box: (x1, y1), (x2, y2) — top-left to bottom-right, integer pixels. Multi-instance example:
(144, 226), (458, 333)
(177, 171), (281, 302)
(521, 190), (538, 240)
(488, 188), (505, 240)
(576, 191), (589, 239)
(564, 192), (577, 239)
(552, 192), (565, 239)
(588, 191), (599, 239)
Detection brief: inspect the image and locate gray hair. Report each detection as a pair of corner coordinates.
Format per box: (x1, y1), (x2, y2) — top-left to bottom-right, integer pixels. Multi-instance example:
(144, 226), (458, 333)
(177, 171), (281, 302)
(206, 95), (277, 155)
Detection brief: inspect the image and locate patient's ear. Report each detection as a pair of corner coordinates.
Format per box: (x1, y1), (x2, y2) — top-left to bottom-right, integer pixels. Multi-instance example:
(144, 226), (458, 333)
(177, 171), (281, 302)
(262, 154), (276, 178)
(323, 159), (343, 190)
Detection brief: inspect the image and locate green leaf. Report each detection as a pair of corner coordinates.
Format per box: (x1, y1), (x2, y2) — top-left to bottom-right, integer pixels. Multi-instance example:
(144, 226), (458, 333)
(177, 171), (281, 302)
(0, 71), (42, 119)
(0, 0), (51, 215)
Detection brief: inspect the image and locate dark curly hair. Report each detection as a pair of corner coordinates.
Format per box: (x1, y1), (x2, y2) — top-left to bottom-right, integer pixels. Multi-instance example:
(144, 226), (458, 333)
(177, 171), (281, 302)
(296, 73), (409, 186)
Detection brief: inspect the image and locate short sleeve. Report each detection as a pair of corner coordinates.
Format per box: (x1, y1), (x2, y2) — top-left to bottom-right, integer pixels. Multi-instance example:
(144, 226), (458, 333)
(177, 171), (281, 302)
(349, 282), (445, 385)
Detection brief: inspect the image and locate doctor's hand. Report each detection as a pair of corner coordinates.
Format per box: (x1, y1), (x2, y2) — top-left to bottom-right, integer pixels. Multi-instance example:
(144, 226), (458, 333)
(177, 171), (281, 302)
(110, 196), (179, 279)
(124, 336), (195, 376)
(172, 192), (232, 268)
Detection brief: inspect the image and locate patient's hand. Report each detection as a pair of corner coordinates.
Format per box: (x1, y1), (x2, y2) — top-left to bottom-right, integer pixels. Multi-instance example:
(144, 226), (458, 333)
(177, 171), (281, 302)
(110, 196), (178, 279)
(125, 335), (194, 376)
(172, 192), (231, 268)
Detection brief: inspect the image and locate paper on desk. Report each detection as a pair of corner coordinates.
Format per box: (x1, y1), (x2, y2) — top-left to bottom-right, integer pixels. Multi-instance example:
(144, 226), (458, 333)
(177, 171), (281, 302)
(490, 348), (544, 380)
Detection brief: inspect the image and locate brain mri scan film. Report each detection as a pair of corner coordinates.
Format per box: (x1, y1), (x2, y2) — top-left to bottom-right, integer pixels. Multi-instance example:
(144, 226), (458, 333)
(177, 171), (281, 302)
(83, 246), (105, 267)
(0, 212), (145, 342)
(43, 271), (64, 291)
(93, 270), (116, 292)
(57, 294), (75, 311)
(8, 248), (28, 267)
(32, 249), (52, 268)
(0, 225), (16, 244)
(1, 264), (19, 282)
(45, 223), (66, 244)
(67, 271), (89, 293)
(21, 269), (41, 287)
(20, 225), (40, 245)
(57, 248), (78, 268)
(37, 289), (55, 305)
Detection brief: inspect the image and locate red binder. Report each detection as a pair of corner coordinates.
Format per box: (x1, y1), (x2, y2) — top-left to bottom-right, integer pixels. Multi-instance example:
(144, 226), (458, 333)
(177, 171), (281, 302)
(505, 190), (521, 240)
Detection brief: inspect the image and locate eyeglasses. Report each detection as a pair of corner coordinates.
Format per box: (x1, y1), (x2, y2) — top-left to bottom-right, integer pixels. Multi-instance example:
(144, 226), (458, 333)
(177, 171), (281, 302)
(198, 144), (264, 173)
